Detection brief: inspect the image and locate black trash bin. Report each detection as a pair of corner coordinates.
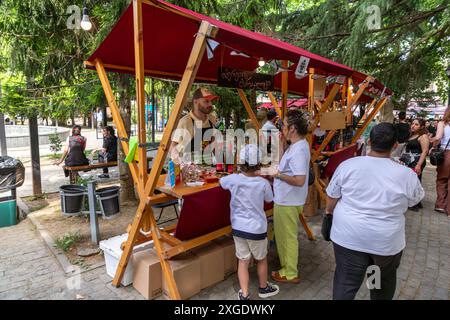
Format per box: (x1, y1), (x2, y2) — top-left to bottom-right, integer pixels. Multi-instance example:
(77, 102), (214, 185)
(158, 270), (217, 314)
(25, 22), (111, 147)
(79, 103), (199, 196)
(60, 185), (86, 216)
(96, 186), (120, 219)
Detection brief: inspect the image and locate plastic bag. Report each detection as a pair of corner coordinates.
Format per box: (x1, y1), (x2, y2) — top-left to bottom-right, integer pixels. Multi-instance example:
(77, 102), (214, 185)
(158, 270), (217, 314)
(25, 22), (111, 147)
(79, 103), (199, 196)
(0, 156), (25, 192)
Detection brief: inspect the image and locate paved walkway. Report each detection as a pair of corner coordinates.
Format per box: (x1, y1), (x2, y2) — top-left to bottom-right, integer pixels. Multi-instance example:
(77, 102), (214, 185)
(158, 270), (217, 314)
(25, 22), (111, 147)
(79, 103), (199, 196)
(0, 167), (449, 300)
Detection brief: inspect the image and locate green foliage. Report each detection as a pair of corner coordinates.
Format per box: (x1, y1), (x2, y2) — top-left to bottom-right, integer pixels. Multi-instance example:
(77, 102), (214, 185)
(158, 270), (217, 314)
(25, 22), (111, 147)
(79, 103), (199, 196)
(280, 0), (450, 108)
(75, 175), (94, 187)
(54, 232), (81, 252)
(49, 131), (62, 155)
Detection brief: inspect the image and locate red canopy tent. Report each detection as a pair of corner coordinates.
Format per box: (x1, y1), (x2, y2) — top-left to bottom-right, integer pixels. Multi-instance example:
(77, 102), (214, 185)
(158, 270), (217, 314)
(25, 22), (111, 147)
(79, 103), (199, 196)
(85, 0), (390, 98)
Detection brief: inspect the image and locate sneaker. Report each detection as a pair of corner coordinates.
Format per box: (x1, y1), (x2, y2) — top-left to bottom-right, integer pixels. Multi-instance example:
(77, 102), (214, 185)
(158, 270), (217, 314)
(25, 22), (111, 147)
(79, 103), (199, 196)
(258, 282), (280, 298)
(238, 289), (251, 300)
(435, 208), (446, 213)
(98, 174), (110, 179)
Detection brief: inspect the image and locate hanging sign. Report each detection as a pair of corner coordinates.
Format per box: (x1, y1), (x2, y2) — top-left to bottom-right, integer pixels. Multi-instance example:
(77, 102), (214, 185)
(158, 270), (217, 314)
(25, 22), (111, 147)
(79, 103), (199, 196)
(314, 77), (327, 101)
(295, 56), (310, 79)
(218, 67), (274, 91)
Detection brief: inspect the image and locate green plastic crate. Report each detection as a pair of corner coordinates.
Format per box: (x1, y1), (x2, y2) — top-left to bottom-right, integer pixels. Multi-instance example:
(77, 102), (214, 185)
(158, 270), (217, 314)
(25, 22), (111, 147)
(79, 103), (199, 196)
(0, 200), (17, 228)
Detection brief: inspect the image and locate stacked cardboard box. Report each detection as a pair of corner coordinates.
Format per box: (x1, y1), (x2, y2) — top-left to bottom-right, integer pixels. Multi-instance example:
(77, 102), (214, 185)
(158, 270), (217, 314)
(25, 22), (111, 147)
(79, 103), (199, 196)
(132, 249), (162, 299)
(191, 242), (225, 289)
(213, 236), (237, 277)
(162, 251), (201, 299)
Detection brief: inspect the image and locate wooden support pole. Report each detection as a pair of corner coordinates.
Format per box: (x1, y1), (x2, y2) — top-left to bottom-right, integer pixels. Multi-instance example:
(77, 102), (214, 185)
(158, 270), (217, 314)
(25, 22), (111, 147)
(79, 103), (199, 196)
(281, 61), (289, 119)
(112, 20), (218, 300)
(312, 130), (337, 163)
(352, 97), (388, 143)
(348, 76), (374, 112)
(357, 98), (377, 126)
(308, 68), (315, 114)
(133, 0), (148, 185)
(237, 89), (261, 130)
(267, 92), (281, 116)
(300, 214), (316, 241)
(347, 78), (353, 107)
(310, 83), (341, 133)
(94, 59), (144, 197)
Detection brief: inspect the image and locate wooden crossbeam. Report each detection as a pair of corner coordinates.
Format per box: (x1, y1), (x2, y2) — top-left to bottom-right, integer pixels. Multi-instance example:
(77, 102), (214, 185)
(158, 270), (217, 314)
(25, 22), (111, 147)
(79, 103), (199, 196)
(85, 60), (217, 83)
(308, 68), (315, 114)
(281, 60), (288, 119)
(348, 76), (374, 112)
(312, 130), (337, 163)
(111, 20), (218, 300)
(352, 97), (388, 143)
(237, 89), (261, 130)
(310, 83), (341, 134)
(357, 97), (377, 127)
(267, 92), (282, 116)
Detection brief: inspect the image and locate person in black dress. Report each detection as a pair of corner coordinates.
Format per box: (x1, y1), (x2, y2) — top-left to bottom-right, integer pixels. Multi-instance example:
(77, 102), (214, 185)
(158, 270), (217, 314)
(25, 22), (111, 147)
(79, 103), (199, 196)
(401, 119), (429, 211)
(54, 125), (89, 178)
(97, 126), (117, 178)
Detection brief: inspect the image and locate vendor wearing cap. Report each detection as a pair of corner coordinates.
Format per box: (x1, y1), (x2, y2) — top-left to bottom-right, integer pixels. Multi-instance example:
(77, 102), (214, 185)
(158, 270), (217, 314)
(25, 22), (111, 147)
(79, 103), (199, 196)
(170, 87), (219, 164)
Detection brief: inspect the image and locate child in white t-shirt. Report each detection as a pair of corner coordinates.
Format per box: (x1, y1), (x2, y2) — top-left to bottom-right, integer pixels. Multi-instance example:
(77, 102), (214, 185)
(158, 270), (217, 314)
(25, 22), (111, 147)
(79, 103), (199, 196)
(220, 144), (279, 300)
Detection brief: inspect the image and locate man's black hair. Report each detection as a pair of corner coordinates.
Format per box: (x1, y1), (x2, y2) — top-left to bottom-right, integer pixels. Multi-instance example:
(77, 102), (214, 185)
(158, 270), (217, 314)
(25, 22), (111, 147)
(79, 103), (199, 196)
(369, 122), (397, 153)
(398, 111), (406, 120)
(267, 109), (278, 121)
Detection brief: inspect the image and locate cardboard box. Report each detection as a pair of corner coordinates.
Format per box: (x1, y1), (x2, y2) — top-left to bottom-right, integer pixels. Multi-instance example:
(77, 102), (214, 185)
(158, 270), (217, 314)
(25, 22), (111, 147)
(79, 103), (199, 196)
(162, 252), (201, 300)
(191, 243), (225, 289)
(214, 236), (237, 277)
(132, 249), (162, 300)
(320, 111), (346, 131)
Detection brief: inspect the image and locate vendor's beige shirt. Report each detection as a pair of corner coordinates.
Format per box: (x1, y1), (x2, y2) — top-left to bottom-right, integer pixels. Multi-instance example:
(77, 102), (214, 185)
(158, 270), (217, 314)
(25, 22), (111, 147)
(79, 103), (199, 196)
(172, 111), (216, 152)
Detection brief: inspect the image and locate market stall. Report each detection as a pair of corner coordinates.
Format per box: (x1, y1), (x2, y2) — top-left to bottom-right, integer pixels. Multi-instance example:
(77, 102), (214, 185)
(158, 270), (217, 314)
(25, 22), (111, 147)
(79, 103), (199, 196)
(85, 0), (392, 299)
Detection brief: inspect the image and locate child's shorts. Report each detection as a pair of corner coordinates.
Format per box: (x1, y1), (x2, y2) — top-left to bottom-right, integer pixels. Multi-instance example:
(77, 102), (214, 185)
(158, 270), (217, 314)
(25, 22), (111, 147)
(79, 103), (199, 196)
(233, 236), (267, 261)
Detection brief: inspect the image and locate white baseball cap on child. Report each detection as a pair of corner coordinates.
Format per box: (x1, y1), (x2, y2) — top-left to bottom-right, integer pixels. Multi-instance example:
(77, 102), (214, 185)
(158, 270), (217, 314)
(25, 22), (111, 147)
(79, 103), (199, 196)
(239, 144), (261, 166)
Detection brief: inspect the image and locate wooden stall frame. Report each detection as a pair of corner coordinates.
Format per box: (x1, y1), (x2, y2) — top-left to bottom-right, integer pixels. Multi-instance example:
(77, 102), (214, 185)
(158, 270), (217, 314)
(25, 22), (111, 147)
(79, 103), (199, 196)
(88, 0), (390, 300)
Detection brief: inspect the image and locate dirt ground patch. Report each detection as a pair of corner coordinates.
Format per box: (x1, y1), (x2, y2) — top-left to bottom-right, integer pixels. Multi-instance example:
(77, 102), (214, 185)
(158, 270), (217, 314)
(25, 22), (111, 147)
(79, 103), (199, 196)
(27, 189), (179, 268)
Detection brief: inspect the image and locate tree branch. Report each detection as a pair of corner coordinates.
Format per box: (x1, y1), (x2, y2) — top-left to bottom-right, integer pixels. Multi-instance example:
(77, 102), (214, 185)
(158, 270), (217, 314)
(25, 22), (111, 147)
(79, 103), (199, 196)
(282, 4), (449, 42)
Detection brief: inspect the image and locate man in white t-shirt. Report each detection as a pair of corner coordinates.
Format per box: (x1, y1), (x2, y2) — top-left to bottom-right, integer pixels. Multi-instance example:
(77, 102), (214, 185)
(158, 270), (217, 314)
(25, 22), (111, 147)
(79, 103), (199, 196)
(268, 110), (310, 284)
(325, 123), (424, 300)
(261, 109), (279, 159)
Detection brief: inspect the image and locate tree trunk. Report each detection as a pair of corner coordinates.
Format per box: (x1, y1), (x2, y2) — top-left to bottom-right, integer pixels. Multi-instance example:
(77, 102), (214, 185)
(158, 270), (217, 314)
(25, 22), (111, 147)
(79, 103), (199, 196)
(88, 112), (92, 128)
(118, 75), (136, 202)
(102, 103), (108, 127)
(29, 115), (42, 196)
(71, 112), (75, 126)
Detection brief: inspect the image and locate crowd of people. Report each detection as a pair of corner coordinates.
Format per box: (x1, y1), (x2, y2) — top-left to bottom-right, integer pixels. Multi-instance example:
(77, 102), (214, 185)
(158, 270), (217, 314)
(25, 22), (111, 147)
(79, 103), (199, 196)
(52, 86), (449, 301)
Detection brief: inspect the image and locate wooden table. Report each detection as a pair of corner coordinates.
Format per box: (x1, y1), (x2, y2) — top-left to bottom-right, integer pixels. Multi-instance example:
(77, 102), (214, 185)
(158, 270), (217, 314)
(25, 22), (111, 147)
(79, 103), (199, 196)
(155, 174), (220, 199)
